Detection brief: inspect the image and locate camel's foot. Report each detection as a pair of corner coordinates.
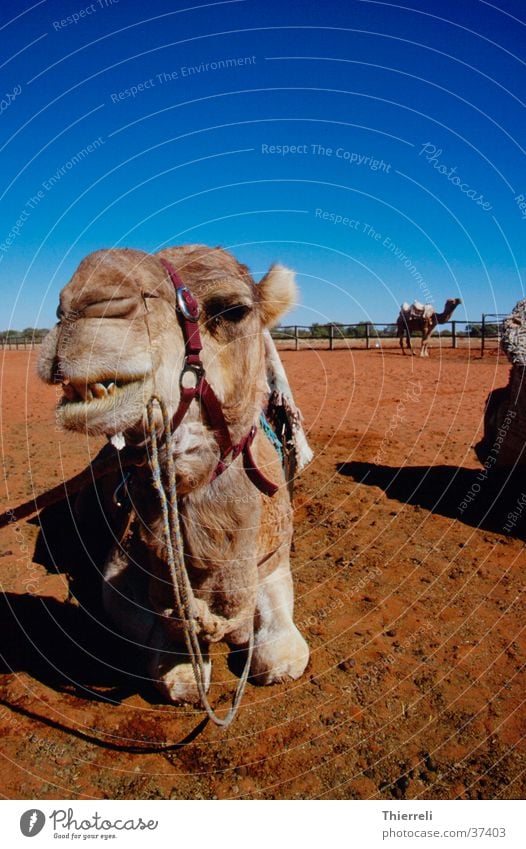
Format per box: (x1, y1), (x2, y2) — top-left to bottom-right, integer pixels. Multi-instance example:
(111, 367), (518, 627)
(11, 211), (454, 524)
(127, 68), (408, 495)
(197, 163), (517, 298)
(250, 624), (309, 685)
(148, 625), (211, 704)
(151, 653), (211, 704)
(154, 658), (211, 704)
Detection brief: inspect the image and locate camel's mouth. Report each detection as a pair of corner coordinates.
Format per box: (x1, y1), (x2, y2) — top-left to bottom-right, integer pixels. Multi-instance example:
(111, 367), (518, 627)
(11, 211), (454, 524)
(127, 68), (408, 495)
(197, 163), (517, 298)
(57, 373), (151, 435)
(60, 376), (138, 404)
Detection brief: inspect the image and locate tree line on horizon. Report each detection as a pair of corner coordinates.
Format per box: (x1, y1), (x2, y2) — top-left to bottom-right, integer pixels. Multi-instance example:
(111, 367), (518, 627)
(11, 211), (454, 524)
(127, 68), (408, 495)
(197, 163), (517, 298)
(1, 328), (50, 339)
(272, 321), (501, 339)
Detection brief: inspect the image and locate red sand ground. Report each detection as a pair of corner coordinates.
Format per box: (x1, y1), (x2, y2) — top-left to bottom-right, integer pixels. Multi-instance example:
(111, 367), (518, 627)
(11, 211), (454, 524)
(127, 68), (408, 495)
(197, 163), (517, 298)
(0, 347), (524, 800)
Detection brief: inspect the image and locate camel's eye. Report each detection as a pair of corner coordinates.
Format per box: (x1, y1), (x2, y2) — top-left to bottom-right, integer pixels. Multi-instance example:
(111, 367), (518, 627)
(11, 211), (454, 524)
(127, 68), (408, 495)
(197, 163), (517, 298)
(206, 299), (252, 326)
(222, 305), (251, 323)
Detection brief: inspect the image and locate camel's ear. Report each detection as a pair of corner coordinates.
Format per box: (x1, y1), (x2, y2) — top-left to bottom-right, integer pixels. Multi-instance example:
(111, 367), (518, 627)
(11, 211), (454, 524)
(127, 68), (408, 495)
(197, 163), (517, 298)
(257, 264), (298, 327)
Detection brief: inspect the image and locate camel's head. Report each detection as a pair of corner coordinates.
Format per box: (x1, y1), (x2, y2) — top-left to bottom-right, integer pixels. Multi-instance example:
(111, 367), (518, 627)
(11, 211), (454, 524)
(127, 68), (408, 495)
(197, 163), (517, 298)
(446, 298), (462, 311)
(38, 246), (297, 489)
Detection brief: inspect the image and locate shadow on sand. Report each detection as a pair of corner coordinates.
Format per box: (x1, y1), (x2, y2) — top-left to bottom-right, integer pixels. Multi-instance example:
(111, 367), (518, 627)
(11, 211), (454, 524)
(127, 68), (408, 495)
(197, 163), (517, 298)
(337, 461), (526, 537)
(2, 493), (173, 707)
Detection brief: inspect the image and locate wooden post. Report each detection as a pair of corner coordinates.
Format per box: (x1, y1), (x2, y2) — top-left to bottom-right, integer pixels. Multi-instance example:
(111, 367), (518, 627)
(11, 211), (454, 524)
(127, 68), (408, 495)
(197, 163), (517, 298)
(481, 314), (486, 357)
(329, 323), (334, 351)
(451, 321), (456, 349)
(365, 322), (370, 350)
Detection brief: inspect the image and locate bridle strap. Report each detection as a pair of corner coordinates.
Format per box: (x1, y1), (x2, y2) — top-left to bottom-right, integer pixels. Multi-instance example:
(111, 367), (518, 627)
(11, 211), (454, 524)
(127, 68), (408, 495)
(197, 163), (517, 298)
(158, 257), (278, 497)
(241, 427), (279, 495)
(198, 377), (234, 459)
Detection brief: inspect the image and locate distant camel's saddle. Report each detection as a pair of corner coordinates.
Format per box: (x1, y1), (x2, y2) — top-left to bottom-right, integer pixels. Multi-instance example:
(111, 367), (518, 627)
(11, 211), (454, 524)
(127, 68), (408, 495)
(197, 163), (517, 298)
(401, 300), (435, 321)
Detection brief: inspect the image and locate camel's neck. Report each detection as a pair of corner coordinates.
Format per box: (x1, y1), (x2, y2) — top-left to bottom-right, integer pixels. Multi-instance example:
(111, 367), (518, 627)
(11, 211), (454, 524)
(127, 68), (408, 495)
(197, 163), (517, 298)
(436, 303), (457, 324)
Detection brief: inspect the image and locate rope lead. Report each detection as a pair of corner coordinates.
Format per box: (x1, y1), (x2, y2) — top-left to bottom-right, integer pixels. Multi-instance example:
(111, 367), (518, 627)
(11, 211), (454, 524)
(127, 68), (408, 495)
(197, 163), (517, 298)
(146, 396), (254, 728)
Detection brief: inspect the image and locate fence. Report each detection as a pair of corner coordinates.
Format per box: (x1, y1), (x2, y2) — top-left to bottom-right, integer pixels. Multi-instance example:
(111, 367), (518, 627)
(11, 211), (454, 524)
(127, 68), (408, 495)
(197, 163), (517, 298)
(480, 314), (507, 357)
(0, 335), (45, 350)
(271, 316), (507, 356)
(1, 315), (507, 355)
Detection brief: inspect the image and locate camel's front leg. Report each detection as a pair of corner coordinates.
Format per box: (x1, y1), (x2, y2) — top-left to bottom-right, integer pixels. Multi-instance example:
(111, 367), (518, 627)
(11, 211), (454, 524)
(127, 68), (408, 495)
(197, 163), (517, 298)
(147, 623), (212, 705)
(250, 558), (309, 685)
(103, 546), (212, 704)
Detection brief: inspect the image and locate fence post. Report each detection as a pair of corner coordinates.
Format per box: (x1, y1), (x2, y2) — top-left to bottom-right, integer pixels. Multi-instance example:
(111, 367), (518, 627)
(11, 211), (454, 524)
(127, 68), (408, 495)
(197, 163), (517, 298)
(451, 321), (456, 349)
(329, 323), (334, 351)
(365, 322), (370, 350)
(481, 314), (486, 357)
(294, 326), (298, 351)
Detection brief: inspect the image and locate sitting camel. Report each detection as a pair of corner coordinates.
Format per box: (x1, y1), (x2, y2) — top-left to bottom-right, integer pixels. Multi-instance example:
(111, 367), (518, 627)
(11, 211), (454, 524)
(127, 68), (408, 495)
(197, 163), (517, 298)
(476, 297), (526, 467)
(397, 297), (462, 357)
(38, 245), (310, 711)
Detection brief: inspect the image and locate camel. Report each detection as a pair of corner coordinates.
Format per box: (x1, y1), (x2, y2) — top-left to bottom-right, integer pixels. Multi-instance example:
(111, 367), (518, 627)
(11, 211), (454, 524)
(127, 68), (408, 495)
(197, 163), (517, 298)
(476, 298), (526, 467)
(396, 298), (462, 357)
(38, 245), (310, 708)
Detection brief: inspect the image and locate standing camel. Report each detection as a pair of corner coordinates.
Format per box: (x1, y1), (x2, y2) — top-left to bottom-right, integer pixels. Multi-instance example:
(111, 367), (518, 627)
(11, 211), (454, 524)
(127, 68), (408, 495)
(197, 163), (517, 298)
(397, 298), (462, 357)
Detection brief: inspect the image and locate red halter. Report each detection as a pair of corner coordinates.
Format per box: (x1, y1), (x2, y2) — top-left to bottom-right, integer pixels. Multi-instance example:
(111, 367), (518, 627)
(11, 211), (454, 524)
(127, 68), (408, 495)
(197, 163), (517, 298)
(159, 258), (278, 497)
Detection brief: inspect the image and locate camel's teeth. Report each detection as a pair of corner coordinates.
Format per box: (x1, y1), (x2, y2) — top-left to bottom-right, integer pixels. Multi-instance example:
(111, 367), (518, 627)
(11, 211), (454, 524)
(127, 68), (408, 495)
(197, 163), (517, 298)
(62, 378), (123, 403)
(61, 376), (136, 404)
(90, 382), (107, 399)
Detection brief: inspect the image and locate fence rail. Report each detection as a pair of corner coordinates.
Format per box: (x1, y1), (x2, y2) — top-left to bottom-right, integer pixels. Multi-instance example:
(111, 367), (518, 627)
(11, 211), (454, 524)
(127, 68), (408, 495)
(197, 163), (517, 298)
(271, 316), (507, 356)
(1, 315), (508, 355)
(0, 336), (44, 350)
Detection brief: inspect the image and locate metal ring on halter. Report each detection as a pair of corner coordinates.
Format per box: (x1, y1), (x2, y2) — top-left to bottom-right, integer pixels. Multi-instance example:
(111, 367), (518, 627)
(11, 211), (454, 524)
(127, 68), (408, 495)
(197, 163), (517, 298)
(176, 286), (200, 321)
(180, 361), (204, 390)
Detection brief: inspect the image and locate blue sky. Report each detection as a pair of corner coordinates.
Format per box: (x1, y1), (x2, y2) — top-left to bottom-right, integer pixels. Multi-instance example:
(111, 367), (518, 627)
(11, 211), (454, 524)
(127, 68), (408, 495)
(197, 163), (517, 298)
(1, 0), (525, 329)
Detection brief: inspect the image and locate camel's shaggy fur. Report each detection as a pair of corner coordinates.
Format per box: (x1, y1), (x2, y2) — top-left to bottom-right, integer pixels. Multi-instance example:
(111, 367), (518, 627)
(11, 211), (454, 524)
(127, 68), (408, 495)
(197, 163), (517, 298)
(396, 298), (462, 357)
(38, 245), (309, 703)
(476, 298), (526, 467)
